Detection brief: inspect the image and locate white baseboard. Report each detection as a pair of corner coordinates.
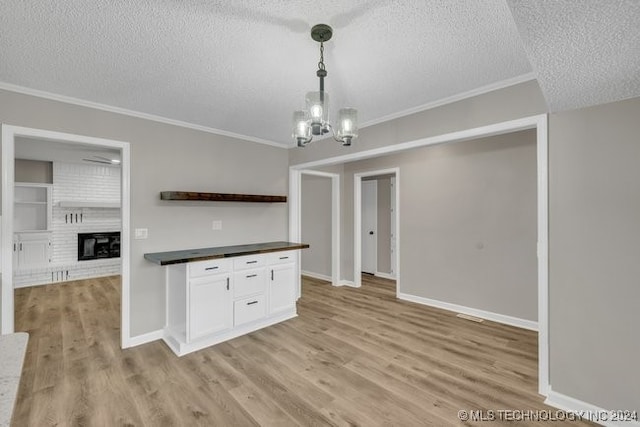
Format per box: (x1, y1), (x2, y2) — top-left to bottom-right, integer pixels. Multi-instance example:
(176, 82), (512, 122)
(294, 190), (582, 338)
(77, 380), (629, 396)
(301, 270), (332, 282)
(341, 280), (358, 288)
(397, 292), (538, 331)
(375, 272), (396, 280)
(123, 329), (164, 348)
(546, 389), (640, 427)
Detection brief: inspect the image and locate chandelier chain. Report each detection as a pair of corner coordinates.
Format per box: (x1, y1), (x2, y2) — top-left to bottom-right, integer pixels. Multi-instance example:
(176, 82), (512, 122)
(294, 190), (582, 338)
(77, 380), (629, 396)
(318, 41), (326, 71)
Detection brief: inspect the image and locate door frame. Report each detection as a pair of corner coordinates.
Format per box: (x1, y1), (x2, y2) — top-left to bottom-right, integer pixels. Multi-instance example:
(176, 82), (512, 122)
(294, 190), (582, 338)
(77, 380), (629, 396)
(354, 169), (400, 287)
(288, 114), (549, 396)
(289, 169), (340, 288)
(1, 125), (132, 349)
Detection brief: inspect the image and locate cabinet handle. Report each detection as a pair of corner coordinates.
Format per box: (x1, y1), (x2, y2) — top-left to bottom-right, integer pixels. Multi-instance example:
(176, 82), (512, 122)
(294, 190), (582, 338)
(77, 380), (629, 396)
(205, 266), (219, 271)
(279, 256), (289, 260)
(247, 301), (258, 305)
(246, 274), (257, 278)
(246, 260), (258, 264)
(226, 277), (229, 290)
(13, 243), (16, 251)
(19, 243), (23, 251)
(271, 270), (274, 281)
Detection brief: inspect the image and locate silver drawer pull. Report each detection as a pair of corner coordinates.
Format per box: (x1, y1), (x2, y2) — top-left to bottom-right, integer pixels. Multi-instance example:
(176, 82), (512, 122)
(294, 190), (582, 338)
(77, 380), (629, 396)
(279, 256), (289, 260)
(246, 274), (257, 278)
(247, 301), (258, 305)
(205, 266), (219, 270)
(246, 260), (258, 264)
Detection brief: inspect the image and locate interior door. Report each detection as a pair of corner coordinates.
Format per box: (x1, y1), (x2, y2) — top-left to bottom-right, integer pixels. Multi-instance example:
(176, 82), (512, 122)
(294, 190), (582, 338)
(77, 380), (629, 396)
(361, 180), (377, 274)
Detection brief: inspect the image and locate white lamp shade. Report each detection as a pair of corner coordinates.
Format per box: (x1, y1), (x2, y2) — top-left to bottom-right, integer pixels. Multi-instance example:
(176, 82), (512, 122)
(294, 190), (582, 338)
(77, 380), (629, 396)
(305, 91), (330, 125)
(292, 110), (310, 140)
(336, 108), (358, 139)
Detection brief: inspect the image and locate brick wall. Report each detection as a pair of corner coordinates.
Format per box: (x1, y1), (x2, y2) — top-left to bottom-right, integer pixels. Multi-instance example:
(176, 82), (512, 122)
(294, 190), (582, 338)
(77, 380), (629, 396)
(14, 162), (122, 287)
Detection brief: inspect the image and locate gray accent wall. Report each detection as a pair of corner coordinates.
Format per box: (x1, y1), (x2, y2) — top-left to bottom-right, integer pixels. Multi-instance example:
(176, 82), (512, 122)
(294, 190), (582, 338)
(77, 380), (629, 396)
(549, 97), (640, 411)
(301, 174), (332, 278)
(0, 89), (289, 336)
(344, 131), (538, 321)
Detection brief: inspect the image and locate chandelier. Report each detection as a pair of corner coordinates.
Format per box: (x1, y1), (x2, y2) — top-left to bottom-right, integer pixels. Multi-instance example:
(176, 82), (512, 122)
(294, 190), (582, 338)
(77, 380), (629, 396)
(292, 24), (358, 147)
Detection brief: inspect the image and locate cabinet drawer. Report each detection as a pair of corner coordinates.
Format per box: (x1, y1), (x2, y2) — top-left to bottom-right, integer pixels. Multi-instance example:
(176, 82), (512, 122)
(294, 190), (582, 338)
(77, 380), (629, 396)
(267, 251), (297, 265)
(233, 255), (265, 270)
(189, 258), (231, 278)
(234, 295), (266, 326)
(234, 268), (266, 298)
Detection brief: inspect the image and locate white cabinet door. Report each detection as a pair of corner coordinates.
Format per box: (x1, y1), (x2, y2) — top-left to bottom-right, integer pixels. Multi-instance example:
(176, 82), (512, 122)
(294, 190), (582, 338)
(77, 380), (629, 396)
(15, 232), (51, 270)
(188, 274), (232, 342)
(269, 263), (296, 315)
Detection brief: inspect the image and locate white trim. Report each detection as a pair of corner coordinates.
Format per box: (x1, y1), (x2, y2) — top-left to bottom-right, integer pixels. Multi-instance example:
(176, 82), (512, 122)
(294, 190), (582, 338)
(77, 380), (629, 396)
(536, 114), (550, 396)
(545, 389), (640, 427)
(359, 73), (537, 130)
(389, 176), (397, 279)
(398, 292), (538, 331)
(374, 272), (395, 280)
(301, 270), (332, 282)
(1, 126), (16, 334)
(288, 114), (549, 396)
(0, 81), (286, 149)
(354, 168), (400, 288)
(340, 280), (357, 288)
(290, 115), (542, 170)
(126, 329), (164, 348)
(1, 125), (132, 351)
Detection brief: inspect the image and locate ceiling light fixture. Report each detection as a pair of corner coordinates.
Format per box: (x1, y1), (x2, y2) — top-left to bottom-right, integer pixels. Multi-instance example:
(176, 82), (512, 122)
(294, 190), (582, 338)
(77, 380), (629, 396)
(292, 24), (358, 148)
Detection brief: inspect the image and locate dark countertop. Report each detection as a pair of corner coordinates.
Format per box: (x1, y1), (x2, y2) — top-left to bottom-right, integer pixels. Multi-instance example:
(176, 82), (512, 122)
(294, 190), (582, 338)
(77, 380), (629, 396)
(144, 241), (310, 266)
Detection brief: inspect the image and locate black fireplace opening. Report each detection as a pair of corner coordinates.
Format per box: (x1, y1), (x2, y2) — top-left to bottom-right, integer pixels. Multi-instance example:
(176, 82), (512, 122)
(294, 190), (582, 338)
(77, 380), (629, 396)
(78, 232), (120, 261)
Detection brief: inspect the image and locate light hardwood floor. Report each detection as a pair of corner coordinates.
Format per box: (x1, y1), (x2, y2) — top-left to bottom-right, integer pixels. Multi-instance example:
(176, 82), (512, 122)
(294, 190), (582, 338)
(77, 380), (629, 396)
(13, 275), (593, 426)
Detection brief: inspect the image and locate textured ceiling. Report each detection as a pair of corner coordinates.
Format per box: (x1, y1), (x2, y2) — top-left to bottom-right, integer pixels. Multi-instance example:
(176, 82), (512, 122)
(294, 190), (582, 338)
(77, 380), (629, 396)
(0, 1), (638, 147)
(507, 0), (640, 112)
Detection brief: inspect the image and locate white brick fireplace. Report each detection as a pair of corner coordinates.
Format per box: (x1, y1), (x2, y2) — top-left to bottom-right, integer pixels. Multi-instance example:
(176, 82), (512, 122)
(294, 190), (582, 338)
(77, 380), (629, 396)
(14, 162), (122, 287)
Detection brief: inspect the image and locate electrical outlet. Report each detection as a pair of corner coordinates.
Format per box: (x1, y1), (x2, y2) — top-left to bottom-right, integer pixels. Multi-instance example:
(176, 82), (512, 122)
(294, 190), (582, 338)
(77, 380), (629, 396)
(134, 228), (148, 239)
(212, 220), (222, 230)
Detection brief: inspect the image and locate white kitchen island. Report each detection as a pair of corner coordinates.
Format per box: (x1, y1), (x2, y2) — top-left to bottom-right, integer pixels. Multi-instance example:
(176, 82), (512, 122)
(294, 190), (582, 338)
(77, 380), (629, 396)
(144, 241), (309, 356)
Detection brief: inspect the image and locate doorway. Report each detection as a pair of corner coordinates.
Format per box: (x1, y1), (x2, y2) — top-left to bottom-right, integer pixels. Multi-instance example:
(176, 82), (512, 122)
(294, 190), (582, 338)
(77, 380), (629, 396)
(361, 179), (377, 275)
(360, 174), (397, 279)
(355, 168), (400, 287)
(292, 169), (340, 289)
(1, 125), (131, 348)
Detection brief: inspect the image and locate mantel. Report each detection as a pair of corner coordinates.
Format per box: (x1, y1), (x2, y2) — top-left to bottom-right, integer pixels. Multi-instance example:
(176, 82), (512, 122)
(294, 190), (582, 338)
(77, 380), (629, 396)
(58, 201), (121, 208)
(160, 191), (287, 203)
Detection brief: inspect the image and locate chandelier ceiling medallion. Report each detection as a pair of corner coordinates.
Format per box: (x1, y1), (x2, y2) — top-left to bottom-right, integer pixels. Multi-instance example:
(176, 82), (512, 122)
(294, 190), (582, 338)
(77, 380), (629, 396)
(292, 24), (358, 147)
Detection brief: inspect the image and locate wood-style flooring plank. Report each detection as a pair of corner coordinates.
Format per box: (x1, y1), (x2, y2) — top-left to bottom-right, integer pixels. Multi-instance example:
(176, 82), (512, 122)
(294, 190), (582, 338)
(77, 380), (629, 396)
(13, 274), (595, 426)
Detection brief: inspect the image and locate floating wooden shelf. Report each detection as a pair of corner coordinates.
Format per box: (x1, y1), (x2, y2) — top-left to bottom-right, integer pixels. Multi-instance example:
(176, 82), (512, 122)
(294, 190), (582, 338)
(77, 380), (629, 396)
(160, 191), (287, 203)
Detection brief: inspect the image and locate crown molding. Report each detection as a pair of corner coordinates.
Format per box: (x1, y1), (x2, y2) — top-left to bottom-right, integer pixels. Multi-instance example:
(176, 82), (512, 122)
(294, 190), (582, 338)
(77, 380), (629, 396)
(359, 72), (537, 129)
(0, 81), (287, 149)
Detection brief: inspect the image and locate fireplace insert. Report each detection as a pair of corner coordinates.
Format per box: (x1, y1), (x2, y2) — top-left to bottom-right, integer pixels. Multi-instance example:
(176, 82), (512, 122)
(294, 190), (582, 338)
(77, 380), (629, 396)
(78, 232), (120, 261)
